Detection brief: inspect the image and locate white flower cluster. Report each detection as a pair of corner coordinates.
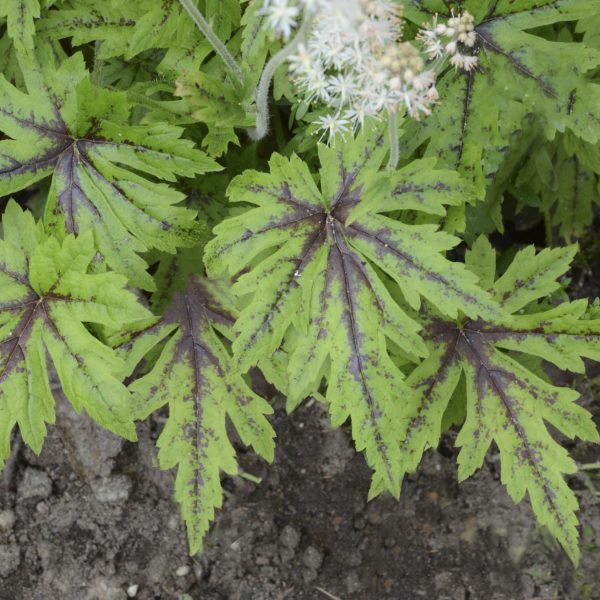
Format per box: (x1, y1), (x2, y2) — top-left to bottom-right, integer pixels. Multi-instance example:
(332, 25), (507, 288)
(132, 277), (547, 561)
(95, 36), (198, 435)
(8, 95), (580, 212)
(417, 11), (478, 71)
(261, 0), (478, 143)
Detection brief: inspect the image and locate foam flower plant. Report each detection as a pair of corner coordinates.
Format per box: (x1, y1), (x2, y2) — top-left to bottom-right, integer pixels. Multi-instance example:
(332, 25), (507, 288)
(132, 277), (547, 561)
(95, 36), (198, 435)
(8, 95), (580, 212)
(0, 0), (598, 572)
(258, 0), (479, 167)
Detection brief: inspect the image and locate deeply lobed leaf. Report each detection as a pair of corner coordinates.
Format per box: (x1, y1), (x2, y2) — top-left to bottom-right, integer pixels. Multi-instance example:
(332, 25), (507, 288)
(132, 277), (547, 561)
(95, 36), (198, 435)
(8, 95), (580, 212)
(0, 53), (219, 289)
(0, 200), (152, 464)
(119, 276), (275, 554)
(205, 125), (499, 497)
(400, 236), (600, 562)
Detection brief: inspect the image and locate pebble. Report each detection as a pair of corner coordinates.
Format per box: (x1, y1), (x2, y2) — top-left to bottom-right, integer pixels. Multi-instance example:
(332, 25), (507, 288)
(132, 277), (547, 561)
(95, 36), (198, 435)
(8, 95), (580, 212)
(279, 525), (301, 550)
(36, 501), (50, 515)
(345, 572), (362, 594)
(0, 510), (15, 532)
(18, 468), (52, 501)
(176, 565), (190, 577)
(302, 546), (323, 571)
(127, 584), (139, 598)
(0, 544), (21, 577)
(91, 475), (132, 504)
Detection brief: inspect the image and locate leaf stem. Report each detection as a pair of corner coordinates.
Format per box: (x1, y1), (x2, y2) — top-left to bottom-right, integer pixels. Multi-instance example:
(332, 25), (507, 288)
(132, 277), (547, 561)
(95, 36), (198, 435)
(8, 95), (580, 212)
(579, 462), (600, 471)
(249, 11), (315, 141)
(386, 110), (399, 171)
(178, 0), (244, 85)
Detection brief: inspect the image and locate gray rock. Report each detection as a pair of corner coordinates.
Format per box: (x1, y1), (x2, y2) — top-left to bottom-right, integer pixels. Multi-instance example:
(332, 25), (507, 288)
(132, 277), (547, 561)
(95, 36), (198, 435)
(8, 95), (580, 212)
(301, 545), (323, 571)
(279, 525), (301, 550)
(0, 510), (15, 532)
(345, 572), (361, 594)
(18, 467), (52, 501)
(55, 394), (124, 480)
(0, 544), (20, 577)
(91, 475), (132, 504)
(320, 429), (355, 478)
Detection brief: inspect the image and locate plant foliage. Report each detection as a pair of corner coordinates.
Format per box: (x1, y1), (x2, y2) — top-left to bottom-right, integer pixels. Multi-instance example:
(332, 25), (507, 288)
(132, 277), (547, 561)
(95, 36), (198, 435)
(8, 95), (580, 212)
(0, 0), (598, 566)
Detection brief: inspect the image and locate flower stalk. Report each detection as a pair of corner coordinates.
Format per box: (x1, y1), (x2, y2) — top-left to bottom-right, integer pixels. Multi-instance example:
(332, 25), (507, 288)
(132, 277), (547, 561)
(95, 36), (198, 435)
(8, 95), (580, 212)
(250, 10), (316, 141)
(386, 110), (399, 170)
(178, 0), (244, 85)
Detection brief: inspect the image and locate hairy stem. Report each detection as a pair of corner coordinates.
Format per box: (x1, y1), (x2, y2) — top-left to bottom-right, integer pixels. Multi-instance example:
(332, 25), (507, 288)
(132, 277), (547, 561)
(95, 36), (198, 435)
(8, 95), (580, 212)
(249, 12), (315, 141)
(386, 111), (399, 171)
(178, 0), (244, 84)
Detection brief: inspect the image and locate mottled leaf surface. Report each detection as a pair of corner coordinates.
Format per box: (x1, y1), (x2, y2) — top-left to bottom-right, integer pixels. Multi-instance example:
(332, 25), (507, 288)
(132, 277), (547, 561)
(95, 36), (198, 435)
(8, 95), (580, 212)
(402, 0), (600, 194)
(401, 237), (600, 562)
(0, 0), (45, 55)
(39, 0), (242, 74)
(513, 133), (600, 242)
(0, 53), (218, 289)
(0, 200), (151, 465)
(120, 276), (274, 554)
(205, 125), (499, 497)
(175, 70), (257, 157)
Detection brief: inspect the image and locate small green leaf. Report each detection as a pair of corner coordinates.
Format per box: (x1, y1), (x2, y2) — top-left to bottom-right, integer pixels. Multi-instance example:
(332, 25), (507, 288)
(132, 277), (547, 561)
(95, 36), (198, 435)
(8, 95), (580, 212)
(0, 53), (219, 289)
(121, 276), (275, 554)
(0, 0), (41, 55)
(0, 200), (152, 466)
(400, 241), (600, 563)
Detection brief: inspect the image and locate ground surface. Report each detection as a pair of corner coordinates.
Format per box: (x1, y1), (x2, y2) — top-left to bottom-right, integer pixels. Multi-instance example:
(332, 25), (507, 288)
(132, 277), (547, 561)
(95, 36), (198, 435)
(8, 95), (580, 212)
(0, 373), (599, 600)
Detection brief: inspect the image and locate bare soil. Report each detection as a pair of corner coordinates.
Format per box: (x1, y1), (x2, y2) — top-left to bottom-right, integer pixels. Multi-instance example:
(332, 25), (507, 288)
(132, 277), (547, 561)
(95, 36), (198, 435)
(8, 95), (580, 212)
(0, 376), (599, 600)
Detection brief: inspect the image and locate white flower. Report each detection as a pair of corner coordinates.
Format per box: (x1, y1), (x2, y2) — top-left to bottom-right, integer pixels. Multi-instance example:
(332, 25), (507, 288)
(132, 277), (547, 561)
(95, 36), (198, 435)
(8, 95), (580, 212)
(314, 113), (351, 144)
(263, 0), (300, 40)
(417, 10), (478, 72)
(450, 53), (478, 71)
(262, 0), (450, 143)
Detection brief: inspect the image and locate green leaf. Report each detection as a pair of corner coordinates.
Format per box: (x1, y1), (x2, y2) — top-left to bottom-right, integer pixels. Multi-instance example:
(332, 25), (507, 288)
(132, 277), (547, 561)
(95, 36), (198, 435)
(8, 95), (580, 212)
(402, 0), (600, 195)
(0, 53), (219, 289)
(0, 200), (152, 465)
(0, 0), (41, 55)
(175, 69), (256, 157)
(40, 0), (242, 75)
(513, 134), (600, 242)
(399, 239), (600, 563)
(205, 125), (499, 497)
(120, 276), (274, 554)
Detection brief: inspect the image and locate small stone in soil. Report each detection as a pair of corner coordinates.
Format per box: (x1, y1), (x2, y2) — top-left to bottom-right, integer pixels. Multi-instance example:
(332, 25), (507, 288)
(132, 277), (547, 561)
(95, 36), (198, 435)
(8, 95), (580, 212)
(302, 545), (323, 570)
(0, 510), (15, 532)
(0, 544), (21, 578)
(279, 525), (301, 549)
(91, 475), (132, 504)
(18, 467), (52, 501)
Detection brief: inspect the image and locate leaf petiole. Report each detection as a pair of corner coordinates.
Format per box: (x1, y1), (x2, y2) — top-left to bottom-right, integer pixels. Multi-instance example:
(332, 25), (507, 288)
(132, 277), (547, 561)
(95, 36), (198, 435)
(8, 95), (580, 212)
(178, 0), (244, 85)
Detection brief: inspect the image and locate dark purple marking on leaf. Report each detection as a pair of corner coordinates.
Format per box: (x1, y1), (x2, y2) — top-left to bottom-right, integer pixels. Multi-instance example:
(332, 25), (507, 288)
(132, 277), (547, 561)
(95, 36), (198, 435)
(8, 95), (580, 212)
(147, 275), (243, 511)
(400, 332), (461, 456)
(453, 68), (475, 167)
(346, 221), (482, 307)
(476, 23), (558, 99)
(392, 180), (453, 203)
(0, 300), (41, 385)
(163, 277), (235, 346)
(237, 222), (327, 357)
(330, 164), (361, 210)
(54, 147), (100, 233)
(428, 316), (571, 530)
(323, 217), (396, 485)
